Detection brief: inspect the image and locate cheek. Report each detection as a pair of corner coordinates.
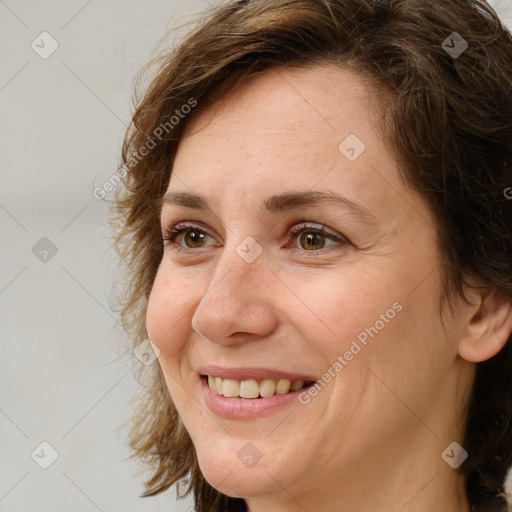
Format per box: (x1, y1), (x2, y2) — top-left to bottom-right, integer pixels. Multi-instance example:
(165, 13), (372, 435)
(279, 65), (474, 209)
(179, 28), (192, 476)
(283, 271), (398, 359)
(293, 267), (445, 391)
(145, 268), (196, 358)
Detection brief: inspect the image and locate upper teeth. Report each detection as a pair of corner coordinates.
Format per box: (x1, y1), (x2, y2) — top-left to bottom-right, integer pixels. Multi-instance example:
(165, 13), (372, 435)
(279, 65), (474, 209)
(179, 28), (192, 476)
(207, 376), (307, 398)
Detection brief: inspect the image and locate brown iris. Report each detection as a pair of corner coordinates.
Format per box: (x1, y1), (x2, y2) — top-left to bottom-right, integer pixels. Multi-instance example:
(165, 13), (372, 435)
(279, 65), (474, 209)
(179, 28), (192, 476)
(299, 231), (326, 250)
(184, 230), (206, 248)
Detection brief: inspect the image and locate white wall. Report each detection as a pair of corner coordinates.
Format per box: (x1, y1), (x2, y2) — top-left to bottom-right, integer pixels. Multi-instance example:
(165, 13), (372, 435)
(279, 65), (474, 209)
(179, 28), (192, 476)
(0, 1), (209, 510)
(1, 1), (511, 511)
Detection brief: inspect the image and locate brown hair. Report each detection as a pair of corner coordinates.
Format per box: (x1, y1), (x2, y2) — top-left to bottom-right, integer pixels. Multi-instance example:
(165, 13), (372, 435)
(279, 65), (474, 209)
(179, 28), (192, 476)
(113, 1), (512, 511)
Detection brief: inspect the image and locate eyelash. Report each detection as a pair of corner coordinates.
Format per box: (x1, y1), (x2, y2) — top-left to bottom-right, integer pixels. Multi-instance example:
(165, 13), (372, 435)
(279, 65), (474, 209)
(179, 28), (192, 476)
(161, 222), (348, 255)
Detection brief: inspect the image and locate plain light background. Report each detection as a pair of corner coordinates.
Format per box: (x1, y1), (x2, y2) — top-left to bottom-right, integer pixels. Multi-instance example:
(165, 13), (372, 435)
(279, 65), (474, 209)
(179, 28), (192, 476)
(1, 1), (511, 511)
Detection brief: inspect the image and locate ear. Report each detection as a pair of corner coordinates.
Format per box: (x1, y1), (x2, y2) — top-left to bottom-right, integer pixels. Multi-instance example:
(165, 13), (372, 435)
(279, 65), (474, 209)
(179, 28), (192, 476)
(458, 285), (512, 363)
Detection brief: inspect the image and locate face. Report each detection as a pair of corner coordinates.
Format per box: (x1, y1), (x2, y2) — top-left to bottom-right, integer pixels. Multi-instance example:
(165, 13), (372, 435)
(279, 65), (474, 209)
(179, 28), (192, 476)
(146, 65), (472, 507)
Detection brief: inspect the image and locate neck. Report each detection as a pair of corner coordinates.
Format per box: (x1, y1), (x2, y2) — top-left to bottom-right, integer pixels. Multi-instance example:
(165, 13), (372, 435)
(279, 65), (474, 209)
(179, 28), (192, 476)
(245, 465), (470, 512)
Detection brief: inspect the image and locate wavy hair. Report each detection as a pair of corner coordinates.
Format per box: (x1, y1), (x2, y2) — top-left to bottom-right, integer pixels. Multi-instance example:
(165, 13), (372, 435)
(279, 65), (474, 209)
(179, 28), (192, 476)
(112, 1), (512, 510)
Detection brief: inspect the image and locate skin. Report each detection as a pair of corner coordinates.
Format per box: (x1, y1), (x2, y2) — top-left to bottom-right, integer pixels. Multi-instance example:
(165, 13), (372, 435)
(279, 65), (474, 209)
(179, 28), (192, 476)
(146, 65), (512, 512)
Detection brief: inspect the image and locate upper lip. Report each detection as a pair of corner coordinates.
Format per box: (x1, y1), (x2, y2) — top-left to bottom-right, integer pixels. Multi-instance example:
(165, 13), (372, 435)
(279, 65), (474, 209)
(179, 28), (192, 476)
(198, 365), (317, 382)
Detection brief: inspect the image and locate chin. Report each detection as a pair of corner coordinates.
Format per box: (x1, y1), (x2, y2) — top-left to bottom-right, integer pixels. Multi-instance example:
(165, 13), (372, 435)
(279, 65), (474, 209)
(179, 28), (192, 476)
(201, 465), (282, 499)
(195, 438), (290, 499)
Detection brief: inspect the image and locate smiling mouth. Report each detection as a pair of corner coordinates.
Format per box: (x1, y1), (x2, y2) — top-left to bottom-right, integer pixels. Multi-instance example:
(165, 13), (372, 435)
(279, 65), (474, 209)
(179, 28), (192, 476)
(203, 375), (315, 399)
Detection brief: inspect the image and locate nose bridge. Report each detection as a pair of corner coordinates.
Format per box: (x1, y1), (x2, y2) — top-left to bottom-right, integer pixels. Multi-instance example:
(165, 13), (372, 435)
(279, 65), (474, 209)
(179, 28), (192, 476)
(198, 238), (263, 314)
(208, 231), (268, 297)
(191, 238), (275, 343)
(210, 245), (256, 302)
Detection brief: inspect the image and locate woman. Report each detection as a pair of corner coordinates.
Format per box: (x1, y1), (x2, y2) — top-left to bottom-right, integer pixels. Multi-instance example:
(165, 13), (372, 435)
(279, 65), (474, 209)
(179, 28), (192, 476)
(114, 1), (512, 511)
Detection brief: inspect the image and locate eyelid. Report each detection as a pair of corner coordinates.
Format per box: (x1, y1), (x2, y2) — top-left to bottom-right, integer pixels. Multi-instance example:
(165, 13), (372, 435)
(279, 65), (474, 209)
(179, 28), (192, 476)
(288, 222), (345, 240)
(162, 221), (349, 253)
(162, 221), (219, 250)
(286, 222), (349, 253)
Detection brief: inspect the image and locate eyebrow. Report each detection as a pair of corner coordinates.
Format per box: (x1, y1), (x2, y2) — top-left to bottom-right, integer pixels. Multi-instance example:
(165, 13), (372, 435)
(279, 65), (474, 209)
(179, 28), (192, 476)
(161, 190), (377, 223)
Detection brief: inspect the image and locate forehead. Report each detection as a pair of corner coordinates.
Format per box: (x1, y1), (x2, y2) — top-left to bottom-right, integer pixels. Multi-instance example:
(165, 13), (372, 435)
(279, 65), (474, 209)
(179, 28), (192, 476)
(182, 64), (381, 142)
(166, 65), (418, 226)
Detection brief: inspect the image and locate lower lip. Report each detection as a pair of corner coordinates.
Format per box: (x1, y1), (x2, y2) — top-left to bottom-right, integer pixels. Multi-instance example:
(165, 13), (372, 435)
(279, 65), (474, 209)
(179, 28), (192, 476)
(200, 377), (309, 419)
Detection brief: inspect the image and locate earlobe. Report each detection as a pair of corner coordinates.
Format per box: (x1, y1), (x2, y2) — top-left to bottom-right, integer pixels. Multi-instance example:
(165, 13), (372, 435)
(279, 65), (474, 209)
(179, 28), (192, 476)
(458, 287), (512, 363)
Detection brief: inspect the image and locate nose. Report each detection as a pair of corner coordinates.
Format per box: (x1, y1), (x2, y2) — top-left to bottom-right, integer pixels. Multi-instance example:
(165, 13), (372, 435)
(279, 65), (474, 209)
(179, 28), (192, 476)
(191, 243), (278, 346)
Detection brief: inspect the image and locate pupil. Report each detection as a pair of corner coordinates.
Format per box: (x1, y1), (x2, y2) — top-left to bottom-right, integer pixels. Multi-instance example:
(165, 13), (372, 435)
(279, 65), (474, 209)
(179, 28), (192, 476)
(302, 232), (324, 250)
(185, 231), (204, 247)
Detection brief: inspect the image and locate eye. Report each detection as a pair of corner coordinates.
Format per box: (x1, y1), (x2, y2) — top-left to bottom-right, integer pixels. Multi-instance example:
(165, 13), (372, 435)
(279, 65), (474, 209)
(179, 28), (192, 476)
(162, 221), (348, 254)
(287, 222), (348, 253)
(162, 222), (217, 252)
